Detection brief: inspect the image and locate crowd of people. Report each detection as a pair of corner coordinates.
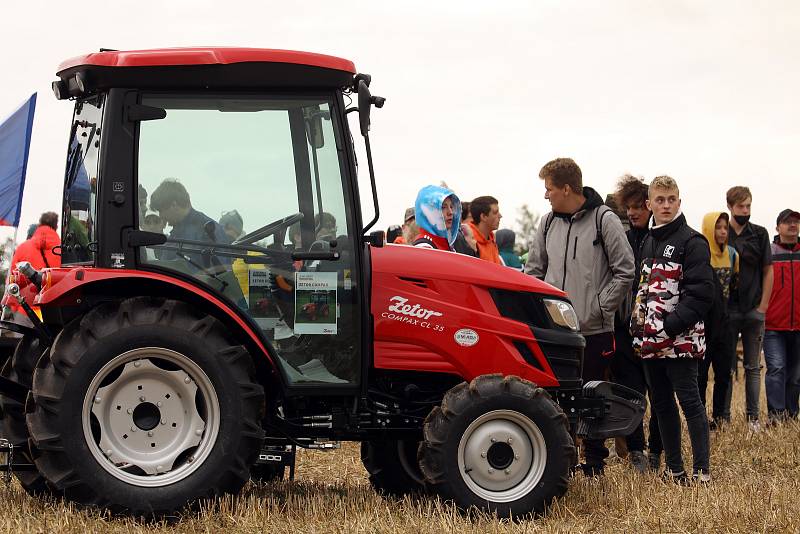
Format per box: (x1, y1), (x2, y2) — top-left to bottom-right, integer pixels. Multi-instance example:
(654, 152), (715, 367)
(388, 157), (799, 483)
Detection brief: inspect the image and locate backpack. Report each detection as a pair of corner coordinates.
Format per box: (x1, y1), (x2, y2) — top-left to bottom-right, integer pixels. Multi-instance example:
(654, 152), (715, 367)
(542, 206), (613, 265)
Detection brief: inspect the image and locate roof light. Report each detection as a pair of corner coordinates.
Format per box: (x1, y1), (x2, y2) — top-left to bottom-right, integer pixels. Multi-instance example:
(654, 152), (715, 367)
(52, 80), (67, 100)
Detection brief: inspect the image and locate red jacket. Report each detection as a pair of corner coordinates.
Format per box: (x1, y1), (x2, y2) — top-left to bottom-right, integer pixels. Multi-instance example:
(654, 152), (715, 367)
(11, 225), (61, 272)
(765, 241), (800, 331)
(7, 225), (61, 314)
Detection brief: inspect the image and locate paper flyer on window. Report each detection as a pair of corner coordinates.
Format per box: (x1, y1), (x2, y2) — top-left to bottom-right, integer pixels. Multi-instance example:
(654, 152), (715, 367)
(294, 271), (338, 334)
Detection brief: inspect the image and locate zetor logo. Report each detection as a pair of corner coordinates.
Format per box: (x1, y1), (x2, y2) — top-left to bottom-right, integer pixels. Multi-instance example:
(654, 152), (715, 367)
(388, 296), (443, 320)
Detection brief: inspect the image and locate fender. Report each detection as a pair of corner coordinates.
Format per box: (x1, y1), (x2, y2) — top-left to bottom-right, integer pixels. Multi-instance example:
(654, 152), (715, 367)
(35, 267), (274, 365)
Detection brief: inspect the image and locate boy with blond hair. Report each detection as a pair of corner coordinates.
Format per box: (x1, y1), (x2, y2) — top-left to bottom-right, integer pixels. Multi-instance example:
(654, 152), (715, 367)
(630, 176), (714, 482)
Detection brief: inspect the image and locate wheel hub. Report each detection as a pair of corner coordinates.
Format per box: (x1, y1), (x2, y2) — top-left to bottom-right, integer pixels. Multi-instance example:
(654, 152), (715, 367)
(132, 402), (160, 431)
(83, 348), (219, 487)
(457, 409), (548, 502)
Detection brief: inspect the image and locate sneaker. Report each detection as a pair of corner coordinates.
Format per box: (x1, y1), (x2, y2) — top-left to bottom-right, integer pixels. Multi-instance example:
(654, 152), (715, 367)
(629, 451), (647, 474)
(692, 471), (712, 484)
(748, 419), (762, 433)
(661, 468), (689, 485)
(648, 452), (661, 472)
(578, 463), (605, 477)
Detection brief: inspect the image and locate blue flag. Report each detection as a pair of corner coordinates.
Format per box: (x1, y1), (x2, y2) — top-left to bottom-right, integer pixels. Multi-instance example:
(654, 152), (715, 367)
(0, 93), (37, 227)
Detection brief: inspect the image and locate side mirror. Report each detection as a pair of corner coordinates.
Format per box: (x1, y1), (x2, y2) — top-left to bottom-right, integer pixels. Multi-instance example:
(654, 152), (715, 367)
(358, 79), (372, 137)
(358, 79), (386, 137)
(304, 105), (327, 149)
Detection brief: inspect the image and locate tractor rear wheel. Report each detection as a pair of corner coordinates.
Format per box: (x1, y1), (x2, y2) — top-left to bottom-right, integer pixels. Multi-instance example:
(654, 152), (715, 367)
(418, 374), (574, 517)
(0, 336), (54, 496)
(25, 297), (265, 515)
(361, 439), (426, 497)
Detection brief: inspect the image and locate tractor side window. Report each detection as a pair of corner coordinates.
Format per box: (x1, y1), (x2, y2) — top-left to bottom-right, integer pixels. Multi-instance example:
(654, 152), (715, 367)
(61, 96), (103, 265)
(137, 95), (360, 387)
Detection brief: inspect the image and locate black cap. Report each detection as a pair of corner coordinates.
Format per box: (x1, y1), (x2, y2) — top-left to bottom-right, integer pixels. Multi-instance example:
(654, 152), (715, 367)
(777, 209), (800, 225)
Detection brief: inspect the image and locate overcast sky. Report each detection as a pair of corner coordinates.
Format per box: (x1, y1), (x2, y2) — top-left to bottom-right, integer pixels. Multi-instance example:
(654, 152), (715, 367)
(1, 0), (798, 244)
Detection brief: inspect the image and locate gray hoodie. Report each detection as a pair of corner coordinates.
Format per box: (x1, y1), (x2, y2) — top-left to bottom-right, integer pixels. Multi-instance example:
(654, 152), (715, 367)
(524, 187), (635, 336)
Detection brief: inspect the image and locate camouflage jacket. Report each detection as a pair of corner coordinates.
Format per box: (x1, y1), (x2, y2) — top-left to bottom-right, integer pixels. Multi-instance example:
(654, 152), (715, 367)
(630, 214), (714, 359)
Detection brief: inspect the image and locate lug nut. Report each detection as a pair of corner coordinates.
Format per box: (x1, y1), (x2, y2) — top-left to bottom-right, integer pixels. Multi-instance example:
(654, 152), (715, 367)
(94, 396), (101, 404)
(488, 468), (494, 474)
(105, 449), (112, 456)
(157, 402), (162, 407)
(139, 396), (146, 402)
(515, 454), (520, 460)
(147, 431), (153, 437)
(480, 451), (486, 458)
(505, 468), (511, 474)
(161, 419), (166, 425)
(490, 437), (496, 443)
(131, 427), (137, 432)
(134, 361), (141, 368)
(507, 437), (513, 444)
(195, 429), (202, 436)
(127, 408), (133, 414)
(184, 377), (191, 384)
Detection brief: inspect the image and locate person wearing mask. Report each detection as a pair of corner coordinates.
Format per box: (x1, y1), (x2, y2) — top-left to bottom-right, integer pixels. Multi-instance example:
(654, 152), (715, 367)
(412, 185), (461, 251)
(610, 175), (661, 473)
(525, 158), (635, 476)
(630, 175), (713, 484)
(698, 212), (739, 429)
(496, 229), (522, 270)
(725, 186), (773, 432)
(763, 209), (800, 422)
(468, 196), (503, 264)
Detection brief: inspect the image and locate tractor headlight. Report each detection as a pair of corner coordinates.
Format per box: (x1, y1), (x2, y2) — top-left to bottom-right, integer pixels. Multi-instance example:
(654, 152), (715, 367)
(543, 298), (579, 331)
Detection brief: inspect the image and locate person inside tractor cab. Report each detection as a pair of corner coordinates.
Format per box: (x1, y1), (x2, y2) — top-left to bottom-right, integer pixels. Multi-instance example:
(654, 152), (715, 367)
(412, 185), (462, 251)
(314, 212), (337, 242)
(148, 178), (231, 266)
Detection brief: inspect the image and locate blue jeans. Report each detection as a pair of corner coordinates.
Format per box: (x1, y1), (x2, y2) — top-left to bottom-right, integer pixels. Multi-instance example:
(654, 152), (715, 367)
(763, 330), (800, 418)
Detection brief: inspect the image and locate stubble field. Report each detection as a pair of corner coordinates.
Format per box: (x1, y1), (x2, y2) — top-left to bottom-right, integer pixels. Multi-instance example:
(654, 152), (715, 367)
(1, 375), (798, 534)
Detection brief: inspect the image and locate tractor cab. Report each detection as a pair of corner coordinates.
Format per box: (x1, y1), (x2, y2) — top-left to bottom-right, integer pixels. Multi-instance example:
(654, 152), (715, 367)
(56, 48), (370, 389)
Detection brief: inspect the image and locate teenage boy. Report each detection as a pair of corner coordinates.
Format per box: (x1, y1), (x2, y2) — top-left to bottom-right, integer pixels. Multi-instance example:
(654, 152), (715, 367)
(468, 196), (503, 263)
(763, 209), (800, 421)
(726, 186), (773, 431)
(630, 176), (713, 483)
(611, 175), (662, 473)
(526, 158), (635, 476)
(698, 212), (739, 428)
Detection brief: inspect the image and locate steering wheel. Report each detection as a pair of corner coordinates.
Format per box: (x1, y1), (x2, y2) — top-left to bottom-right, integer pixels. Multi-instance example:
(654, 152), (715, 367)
(232, 212), (304, 246)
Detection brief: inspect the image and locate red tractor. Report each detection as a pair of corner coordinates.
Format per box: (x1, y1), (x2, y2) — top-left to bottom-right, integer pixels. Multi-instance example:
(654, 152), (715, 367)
(0, 48), (643, 517)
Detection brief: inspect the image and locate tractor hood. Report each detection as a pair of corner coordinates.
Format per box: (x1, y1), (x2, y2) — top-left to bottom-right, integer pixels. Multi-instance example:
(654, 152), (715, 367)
(371, 244), (565, 297)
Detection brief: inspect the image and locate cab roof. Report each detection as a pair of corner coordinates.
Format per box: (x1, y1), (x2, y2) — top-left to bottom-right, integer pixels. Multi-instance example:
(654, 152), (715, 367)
(55, 47), (357, 97)
(58, 48), (356, 74)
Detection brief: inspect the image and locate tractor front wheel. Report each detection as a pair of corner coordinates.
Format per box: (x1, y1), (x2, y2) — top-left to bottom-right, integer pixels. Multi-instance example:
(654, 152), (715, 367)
(418, 374), (574, 517)
(25, 297), (265, 515)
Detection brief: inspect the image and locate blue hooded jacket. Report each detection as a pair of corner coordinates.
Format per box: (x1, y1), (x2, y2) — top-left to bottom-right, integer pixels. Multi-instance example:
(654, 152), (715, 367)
(414, 185), (462, 247)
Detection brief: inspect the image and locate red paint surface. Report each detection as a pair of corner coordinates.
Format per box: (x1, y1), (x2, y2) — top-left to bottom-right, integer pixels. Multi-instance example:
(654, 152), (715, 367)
(35, 268), (273, 365)
(58, 48), (355, 74)
(370, 245), (564, 386)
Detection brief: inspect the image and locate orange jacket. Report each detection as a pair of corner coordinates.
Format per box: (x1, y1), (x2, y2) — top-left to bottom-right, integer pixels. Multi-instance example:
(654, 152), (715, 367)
(468, 222), (502, 264)
(11, 225), (61, 271)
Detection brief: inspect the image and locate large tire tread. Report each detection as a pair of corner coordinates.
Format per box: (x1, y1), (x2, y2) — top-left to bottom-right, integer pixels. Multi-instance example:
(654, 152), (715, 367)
(25, 297), (265, 515)
(418, 374), (574, 517)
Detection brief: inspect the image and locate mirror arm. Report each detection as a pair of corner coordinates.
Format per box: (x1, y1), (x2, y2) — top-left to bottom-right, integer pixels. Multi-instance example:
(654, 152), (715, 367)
(361, 133), (380, 234)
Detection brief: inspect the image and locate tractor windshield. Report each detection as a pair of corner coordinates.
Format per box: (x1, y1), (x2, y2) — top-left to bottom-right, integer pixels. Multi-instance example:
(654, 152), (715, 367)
(136, 94), (360, 387)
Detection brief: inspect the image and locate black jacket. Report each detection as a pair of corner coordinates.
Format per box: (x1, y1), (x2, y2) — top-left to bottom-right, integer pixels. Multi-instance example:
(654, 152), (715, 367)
(630, 214), (714, 359)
